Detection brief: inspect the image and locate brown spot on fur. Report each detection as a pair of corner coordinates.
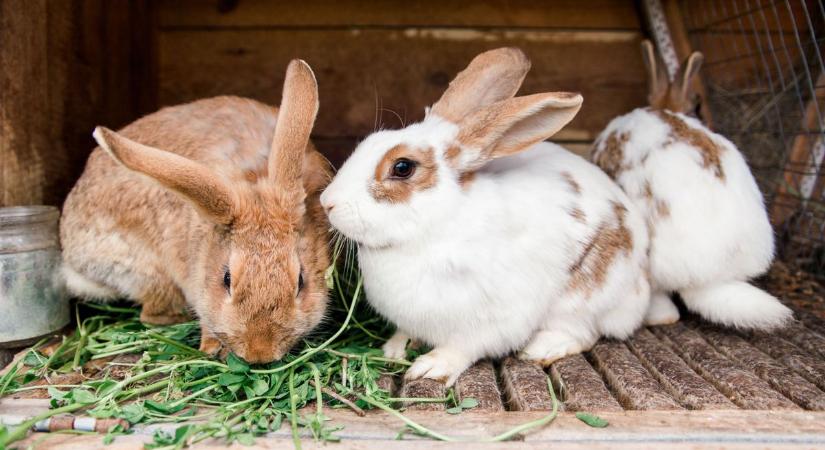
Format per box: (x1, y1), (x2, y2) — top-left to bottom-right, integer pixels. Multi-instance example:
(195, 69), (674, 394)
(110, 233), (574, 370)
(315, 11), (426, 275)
(592, 131), (629, 179)
(569, 206), (586, 223)
(561, 171), (581, 194)
(444, 145), (462, 169)
(655, 198), (670, 218)
(567, 201), (633, 297)
(459, 171), (476, 189)
(653, 109), (725, 181)
(642, 181), (653, 199)
(370, 145), (438, 203)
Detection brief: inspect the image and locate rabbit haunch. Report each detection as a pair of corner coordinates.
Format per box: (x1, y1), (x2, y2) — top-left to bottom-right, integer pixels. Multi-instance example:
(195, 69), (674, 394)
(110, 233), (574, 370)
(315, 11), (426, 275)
(590, 41), (790, 330)
(322, 47), (652, 386)
(60, 60), (332, 363)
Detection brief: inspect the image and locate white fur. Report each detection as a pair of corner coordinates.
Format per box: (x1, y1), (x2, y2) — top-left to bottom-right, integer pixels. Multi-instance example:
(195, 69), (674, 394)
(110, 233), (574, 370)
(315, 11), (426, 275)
(592, 108), (791, 330)
(322, 115), (651, 386)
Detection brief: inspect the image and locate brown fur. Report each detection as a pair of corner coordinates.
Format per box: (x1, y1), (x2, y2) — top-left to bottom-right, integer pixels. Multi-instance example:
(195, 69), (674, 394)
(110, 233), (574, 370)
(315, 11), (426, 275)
(431, 47), (531, 123)
(370, 145), (438, 203)
(458, 171), (476, 189)
(562, 171), (581, 194)
(653, 110), (725, 181)
(593, 131), (629, 178)
(61, 61), (331, 364)
(569, 206), (587, 224)
(566, 201), (633, 297)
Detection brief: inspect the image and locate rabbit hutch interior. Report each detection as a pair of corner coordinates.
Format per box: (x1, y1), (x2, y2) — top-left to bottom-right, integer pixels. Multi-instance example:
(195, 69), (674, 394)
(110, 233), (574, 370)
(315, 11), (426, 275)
(1, 0), (825, 448)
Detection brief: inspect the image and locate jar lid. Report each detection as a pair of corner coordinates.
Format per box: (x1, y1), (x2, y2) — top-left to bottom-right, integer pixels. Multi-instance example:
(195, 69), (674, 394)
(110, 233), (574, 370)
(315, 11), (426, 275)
(0, 206), (60, 226)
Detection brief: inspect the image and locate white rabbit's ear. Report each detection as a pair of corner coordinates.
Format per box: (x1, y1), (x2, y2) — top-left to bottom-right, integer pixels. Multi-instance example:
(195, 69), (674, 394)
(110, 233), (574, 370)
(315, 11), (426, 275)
(671, 51), (704, 113)
(450, 92), (583, 172)
(93, 126), (236, 224)
(431, 47), (531, 122)
(270, 59), (319, 195)
(641, 40), (669, 109)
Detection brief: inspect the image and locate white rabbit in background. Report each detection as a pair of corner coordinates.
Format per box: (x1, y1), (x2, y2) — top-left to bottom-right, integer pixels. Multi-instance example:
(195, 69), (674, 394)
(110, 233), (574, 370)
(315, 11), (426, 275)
(590, 40), (791, 330)
(321, 48), (652, 386)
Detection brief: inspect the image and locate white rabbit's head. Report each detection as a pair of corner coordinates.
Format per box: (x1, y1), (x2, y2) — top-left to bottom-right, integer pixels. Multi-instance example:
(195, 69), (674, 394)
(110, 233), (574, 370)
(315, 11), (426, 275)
(322, 48), (582, 248)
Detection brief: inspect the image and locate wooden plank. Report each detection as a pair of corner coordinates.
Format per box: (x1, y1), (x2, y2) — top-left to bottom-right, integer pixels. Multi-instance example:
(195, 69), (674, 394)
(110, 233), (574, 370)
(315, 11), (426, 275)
(654, 323), (798, 409)
(159, 0), (642, 30)
(700, 325), (825, 411)
(453, 360), (504, 412)
(747, 332), (825, 392)
(626, 328), (734, 410)
(499, 357), (554, 411)
(7, 400), (825, 448)
(398, 378), (446, 411)
(775, 321), (825, 360)
(549, 354), (622, 412)
(589, 340), (683, 410)
(158, 29), (647, 141)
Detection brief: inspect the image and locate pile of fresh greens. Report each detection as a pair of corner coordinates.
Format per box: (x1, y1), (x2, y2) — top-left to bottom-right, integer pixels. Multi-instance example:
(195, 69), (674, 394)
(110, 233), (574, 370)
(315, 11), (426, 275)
(0, 242), (559, 449)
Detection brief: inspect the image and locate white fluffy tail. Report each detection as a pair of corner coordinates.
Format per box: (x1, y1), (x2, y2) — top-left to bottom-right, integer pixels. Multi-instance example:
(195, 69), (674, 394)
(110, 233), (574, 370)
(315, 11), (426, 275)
(680, 281), (792, 330)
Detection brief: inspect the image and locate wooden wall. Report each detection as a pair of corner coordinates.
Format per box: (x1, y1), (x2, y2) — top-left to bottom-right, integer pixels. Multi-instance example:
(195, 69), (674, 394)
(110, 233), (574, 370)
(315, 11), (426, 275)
(2, 0), (648, 207)
(0, 0), (155, 207)
(157, 0), (648, 165)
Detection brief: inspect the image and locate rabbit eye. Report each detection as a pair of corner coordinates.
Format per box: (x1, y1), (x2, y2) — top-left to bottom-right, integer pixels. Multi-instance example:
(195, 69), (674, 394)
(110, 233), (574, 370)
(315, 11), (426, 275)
(223, 270), (231, 292)
(391, 159), (416, 179)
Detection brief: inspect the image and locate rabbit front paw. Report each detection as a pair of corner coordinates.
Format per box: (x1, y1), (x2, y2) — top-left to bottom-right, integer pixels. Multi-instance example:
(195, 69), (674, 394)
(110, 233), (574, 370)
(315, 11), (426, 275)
(382, 331), (410, 360)
(404, 348), (470, 387)
(644, 292), (680, 326)
(520, 330), (595, 366)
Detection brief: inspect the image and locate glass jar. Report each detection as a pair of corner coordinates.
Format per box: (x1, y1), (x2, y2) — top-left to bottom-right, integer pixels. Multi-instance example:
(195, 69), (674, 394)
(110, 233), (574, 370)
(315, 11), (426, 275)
(0, 206), (69, 347)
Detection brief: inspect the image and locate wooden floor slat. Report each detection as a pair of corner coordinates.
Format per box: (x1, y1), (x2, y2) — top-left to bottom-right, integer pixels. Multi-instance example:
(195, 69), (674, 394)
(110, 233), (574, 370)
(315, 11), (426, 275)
(589, 340), (683, 410)
(398, 378), (446, 411)
(454, 360), (504, 411)
(549, 354), (622, 412)
(499, 357), (554, 411)
(626, 328), (735, 410)
(655, 323), (798, 410)
(699, 325), (825, 411)
(775, 322), (825, 360)
(792, 308), (825, 338)
(747, 333), (825, 392)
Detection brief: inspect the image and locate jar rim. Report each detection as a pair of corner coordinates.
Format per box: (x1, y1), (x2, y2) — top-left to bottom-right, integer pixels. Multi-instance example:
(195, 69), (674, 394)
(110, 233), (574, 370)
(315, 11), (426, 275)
(0, 206), (60, 226)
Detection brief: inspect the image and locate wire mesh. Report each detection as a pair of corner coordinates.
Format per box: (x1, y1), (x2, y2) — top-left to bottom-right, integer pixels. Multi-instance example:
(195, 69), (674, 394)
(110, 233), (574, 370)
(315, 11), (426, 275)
(679, 0), (825, 277)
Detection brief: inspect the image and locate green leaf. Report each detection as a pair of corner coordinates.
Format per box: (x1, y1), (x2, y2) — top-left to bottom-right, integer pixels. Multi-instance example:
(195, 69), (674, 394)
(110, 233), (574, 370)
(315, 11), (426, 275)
(119, 403), (145, 424)
(445, 406), (463, 415)
(102, 433), (115, 445)
(575, 412), (608, 428)
(235, 433), (256, 446)
(145, 400), (186, 414)
(47, 386), (67, 402)
(251, 378), (269, 396)
(218, 373), (246, 386)
(70, 389), (96, 404)
(324, 264), (335, 290)
(227, 353), (250, 373)
(22, 351), (45, 369)
(459, 397), (479, 409)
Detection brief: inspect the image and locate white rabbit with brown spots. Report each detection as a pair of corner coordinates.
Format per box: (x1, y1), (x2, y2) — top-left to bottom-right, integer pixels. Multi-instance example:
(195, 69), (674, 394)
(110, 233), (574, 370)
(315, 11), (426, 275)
(321, 48), (651, 386)
(591, 41), (790, 330)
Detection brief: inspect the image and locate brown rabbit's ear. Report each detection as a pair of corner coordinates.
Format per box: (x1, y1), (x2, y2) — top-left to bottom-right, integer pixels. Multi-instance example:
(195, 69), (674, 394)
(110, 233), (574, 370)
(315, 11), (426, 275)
(641, 40), (669, 109)
(93, 127), (235, 224)
(269, 59), (318, 195)
(430, 47), (531, 123)
(671, 51), (704, 113)
(450, 92), (583, 172)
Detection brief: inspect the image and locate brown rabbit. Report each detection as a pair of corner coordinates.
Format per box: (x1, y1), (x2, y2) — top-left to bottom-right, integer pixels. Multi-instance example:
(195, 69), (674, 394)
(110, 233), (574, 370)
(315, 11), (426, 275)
(60, 60), (332, 363)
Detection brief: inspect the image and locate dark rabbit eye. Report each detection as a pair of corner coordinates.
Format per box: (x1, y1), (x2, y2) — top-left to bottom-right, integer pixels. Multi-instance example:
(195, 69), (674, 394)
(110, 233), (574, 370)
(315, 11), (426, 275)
(391, 159), (416, 179)
(298, 271), (305, 292)
(223, 270), (231, 292)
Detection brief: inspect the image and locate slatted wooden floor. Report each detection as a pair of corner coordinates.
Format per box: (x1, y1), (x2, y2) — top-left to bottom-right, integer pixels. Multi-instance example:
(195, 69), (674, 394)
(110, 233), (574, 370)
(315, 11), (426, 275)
(4, 261), (825, 448)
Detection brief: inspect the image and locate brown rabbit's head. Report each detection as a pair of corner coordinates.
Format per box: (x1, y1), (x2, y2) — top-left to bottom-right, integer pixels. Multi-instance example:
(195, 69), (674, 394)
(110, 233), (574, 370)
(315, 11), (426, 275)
(92, 60), (330, 363)
(641, 40), (704, 116)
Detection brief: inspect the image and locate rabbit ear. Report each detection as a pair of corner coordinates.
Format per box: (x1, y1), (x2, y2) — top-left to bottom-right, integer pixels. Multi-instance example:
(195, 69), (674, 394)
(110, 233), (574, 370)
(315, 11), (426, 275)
(671, 51), (704, 112)
(269, 59), (319, 195)
(450, 92), (583, 172)
(430, 47), (531, 122)
(641, 40), (669, 109)
(93, 127), (235, 224)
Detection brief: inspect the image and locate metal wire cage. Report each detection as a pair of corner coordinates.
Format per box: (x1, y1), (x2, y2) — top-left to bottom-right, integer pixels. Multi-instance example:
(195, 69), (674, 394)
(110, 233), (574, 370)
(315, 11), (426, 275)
(677, 0), (825, 277)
